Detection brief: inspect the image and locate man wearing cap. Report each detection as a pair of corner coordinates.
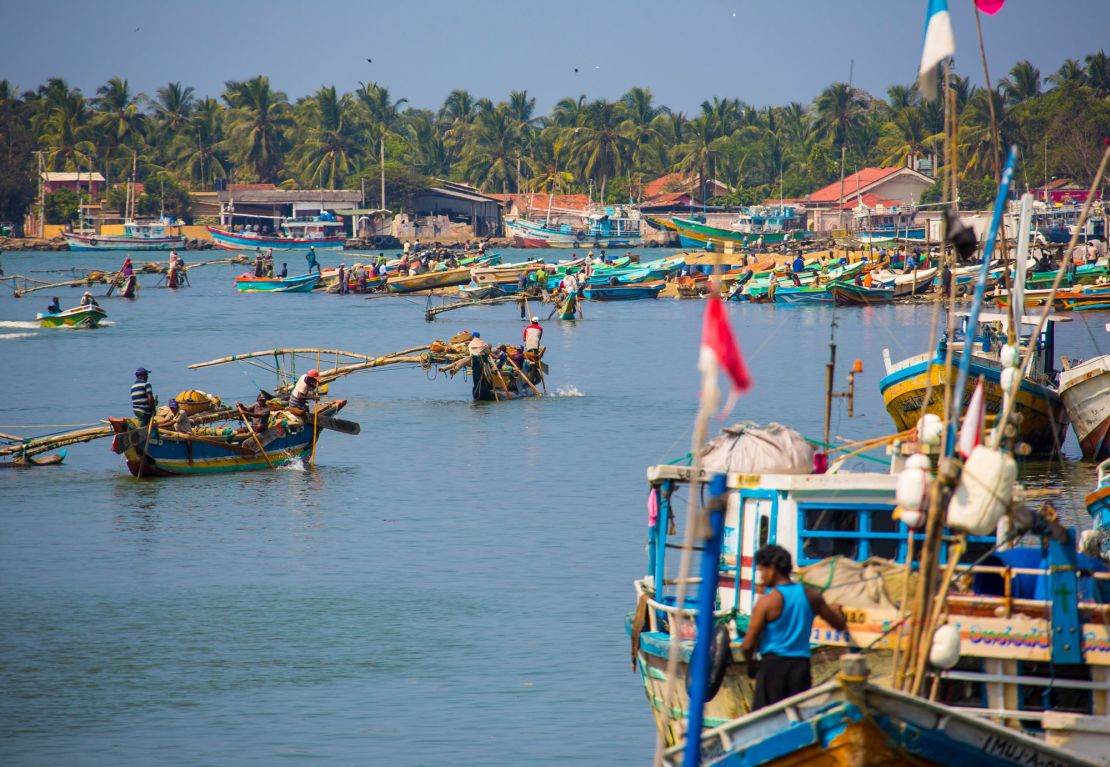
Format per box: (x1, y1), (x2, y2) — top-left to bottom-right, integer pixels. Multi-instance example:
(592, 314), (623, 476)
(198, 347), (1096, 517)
(305, 245), (321, 276)
(80, 291), (100, 308)
(131, 368), (156, 426)
(159, 399), (192, 434)
(288, 370), (319, 412)
(523, 317), (543, 352)
(467, 332), (491, 356)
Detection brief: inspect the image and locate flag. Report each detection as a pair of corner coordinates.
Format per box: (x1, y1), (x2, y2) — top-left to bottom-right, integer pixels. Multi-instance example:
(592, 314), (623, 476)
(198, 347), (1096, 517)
(975, 0), (1005, 15)
(1012, 193), (1034, 327)
(958, 380), (985, 458)
(699, 296), (752, 416)
(918, 0), (956, 101)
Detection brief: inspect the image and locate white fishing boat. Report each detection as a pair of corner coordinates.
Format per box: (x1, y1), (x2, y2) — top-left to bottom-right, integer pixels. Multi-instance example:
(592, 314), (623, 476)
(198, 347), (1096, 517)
(869, 266), (938, 297)
(1059, 349), (1110, 461)
(65, 218), (186, 251)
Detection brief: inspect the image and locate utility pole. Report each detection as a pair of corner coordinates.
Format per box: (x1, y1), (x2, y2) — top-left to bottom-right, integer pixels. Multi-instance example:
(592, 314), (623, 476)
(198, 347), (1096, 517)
(380, 135), (386, 211)
(34, 151), (46, 238)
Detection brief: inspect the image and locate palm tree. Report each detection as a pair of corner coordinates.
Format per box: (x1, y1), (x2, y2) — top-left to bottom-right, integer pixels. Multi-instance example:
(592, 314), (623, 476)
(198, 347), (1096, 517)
(356, 81), (407, 206)
(34, 82), (97, 172)
(93, 77), (147, 188)
(673, 115), (731, 201)
(406, 112), (452, 178)
(1048, 59), (1086, 90)
(525, 132), (574, 196)
(619, 86), (667, 174)
(171, 97), (229, 190)
(886, 85), (918, 112)
(439, 89), (477, 127)
(815, 82), (866, 150)
(877, 106), (942, 169)
(1001, 60), (1041, 106)
(222, 75), (292, 182)
(550, 95), (588, 128)
(152, 82), (196, 138)
(1085, 50), (1110, 96)
(458, 105), (520, 192)
(568, 99), (634, 202)
(294, 85), (361, 189)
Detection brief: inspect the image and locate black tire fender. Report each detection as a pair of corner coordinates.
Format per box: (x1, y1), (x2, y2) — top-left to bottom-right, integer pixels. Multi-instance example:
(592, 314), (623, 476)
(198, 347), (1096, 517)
(685, 624), (731, 701)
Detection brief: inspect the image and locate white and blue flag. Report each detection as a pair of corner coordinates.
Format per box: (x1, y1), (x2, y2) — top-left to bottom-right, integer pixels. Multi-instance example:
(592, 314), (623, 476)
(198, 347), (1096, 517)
(918, 0), (956, 101)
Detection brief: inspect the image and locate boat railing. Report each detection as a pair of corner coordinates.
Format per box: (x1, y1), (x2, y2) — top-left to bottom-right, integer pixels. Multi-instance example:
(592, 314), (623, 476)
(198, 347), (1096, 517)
(634, 577), (735, 635)
(1097, 458), (1110, 488)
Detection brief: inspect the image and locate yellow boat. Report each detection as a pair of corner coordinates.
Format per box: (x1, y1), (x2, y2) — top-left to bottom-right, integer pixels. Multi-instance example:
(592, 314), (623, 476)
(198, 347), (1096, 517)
(386, 266), (472, 293)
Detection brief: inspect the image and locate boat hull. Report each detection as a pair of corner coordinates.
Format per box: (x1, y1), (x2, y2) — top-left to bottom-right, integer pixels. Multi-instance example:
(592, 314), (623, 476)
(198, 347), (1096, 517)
(1058, 355), (1110, 461)
(387, 267), (472, 293)
(64, 233), (186, 251)
(235, 273), (320, 293)
(830, 281), (895, 306)
(36, 306), (107, 328)
(672, 217), (803, 251)
(583, 281), (665, 301)
(207, 226), (345, 252)
(469, 355), (543, 401)
(505, 219), (642, 249)
(879, 357), (1068, 455)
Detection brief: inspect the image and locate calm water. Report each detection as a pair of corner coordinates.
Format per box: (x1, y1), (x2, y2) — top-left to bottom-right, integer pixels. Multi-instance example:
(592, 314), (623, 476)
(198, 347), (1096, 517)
(0, 248), (1104, 765)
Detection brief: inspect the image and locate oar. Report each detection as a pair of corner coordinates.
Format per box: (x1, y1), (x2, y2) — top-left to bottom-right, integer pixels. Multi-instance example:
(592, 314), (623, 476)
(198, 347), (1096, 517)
(237, 404), (275, 469)
(503, 355), (543, 398)
(312, 414), (360, 435)
(134, 414), (157, 479)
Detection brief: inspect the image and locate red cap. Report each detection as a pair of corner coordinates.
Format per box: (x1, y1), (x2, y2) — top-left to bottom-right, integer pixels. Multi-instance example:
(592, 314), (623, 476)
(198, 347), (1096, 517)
(307, 369), (319, 379)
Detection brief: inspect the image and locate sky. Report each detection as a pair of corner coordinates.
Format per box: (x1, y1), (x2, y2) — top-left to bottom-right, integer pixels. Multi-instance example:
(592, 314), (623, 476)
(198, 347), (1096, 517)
(5, 0), (1107, 113)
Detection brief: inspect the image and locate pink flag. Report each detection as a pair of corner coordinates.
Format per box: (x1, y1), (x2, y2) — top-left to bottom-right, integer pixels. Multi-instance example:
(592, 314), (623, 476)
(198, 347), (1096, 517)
(699, 296), (752, 416)
(958, 380), (986, 458)
(975, 0), (1005, 15)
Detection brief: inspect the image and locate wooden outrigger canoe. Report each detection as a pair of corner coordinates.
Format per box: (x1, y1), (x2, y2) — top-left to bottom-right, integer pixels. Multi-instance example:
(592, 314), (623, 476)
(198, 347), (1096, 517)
(828, 280), (896, 306)
(387, 266), (473, 293)
(583, 280), (665, 301)
(235, 273), (320, 293)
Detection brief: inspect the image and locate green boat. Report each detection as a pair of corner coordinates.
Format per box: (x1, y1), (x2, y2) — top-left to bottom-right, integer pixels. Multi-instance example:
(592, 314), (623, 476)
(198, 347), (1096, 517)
(672, 213), (809, 251)
(36, 304), (108, 328)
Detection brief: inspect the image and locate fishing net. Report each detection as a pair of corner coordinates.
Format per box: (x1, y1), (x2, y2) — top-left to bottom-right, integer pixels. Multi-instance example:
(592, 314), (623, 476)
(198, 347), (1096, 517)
(698, 422), (814, 475)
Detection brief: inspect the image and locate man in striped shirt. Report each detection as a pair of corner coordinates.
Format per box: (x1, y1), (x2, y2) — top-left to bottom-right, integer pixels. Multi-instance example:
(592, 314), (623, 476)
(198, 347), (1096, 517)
(131, 368), (156, 426)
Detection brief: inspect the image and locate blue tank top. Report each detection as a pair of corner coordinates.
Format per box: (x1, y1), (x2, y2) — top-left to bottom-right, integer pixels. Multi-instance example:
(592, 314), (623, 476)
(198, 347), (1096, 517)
(759, 583), (814, 658)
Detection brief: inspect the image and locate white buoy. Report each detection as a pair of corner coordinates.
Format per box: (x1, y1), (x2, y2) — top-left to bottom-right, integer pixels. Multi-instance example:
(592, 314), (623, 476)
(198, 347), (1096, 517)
(929, 624), (961, 669)
(947, 445), (1017, 535)
(918, 413), (944, 446)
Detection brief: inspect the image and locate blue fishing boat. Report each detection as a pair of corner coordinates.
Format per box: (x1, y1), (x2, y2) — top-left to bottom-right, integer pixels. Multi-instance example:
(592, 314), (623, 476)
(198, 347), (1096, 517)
(207, 214), (346, 252)
(583, 280), (665, 301)
(234, 273), (320, 293)
(558, 290), (579, 320)
(108, 400), (356, 477)
(505, 207), (643, 248)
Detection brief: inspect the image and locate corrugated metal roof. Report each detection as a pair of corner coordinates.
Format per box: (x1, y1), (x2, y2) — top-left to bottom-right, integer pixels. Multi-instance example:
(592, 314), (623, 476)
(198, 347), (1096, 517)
(42, 172), (105, 182)
(217, 189), (362, 204)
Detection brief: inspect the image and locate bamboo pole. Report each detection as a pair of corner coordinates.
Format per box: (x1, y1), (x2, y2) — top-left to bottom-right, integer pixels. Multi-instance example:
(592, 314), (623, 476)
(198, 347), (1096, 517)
(503, 355), (543, 398)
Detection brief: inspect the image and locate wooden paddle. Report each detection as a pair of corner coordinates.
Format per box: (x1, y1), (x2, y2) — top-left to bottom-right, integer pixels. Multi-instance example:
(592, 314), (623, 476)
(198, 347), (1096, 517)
(237, 404), (275, 468)
(134, 414), (156, 479)
(503, 355), (542, 398)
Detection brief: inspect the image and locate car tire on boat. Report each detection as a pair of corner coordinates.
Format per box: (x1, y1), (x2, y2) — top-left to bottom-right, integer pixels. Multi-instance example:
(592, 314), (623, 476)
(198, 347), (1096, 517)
(685, 623), (731, 701)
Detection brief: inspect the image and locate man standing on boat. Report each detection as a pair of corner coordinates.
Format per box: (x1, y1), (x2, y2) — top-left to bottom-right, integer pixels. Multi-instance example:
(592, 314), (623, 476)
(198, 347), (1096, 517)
(741, 544), (848, 709)
(131, 368), (156, 427)
(305, 246), (321, 276)
(523, 317), (543, 352)
(288, 370), (319, 412)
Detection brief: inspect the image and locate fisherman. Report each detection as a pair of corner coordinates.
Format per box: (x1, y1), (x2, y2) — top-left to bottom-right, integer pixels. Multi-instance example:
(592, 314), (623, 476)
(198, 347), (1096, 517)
(356, 265), (368, 293)
(160, 398), (192, 434)
(254, 252), (265, 277)
(131, 368), (156, 426)
(47, 296), (61, 314)
(241, 392), (271, 433)
(288, 369), (319, 412)
(305, 245), (321, 276)
(741, 544), (848, 709)
(121, 257), (134, 278)
(791, 252), (805, 274)
(280, 262), (288, 278)
(80, 290), (100, 308)
(523, 316), (543, 352)
(467, 331), (491, 356)
(337, 262), (348, 294)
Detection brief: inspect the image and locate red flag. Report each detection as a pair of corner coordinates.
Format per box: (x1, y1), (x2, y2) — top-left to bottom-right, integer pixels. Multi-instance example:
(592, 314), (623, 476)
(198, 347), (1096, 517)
(975, 0), (1004, 15)
(700, 296), (752, 395)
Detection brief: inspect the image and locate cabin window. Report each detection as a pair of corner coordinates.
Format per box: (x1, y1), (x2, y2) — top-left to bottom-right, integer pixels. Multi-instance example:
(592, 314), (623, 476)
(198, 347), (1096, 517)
(868, 509), (901, 560)
(757, 515), (770, 548)
(800, 507), (859, 561)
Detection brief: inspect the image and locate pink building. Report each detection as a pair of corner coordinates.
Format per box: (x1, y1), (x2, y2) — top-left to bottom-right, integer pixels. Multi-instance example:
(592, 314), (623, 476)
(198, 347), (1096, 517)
(42, 171), (104, 197)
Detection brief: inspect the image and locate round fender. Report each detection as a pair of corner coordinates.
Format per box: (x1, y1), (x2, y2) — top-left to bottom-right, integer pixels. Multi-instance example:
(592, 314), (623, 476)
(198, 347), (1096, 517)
(685, 624), (731, 701)
(89, 238), (98, 246)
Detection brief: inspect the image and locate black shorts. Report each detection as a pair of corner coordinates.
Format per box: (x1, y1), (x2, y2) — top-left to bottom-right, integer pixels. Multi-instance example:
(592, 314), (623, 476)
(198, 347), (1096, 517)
(753, 654), (811, 710)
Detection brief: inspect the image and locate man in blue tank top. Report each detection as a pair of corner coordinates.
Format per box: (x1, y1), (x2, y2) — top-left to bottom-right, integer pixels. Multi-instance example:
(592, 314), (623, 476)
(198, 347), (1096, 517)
(741, 544), (848, 709)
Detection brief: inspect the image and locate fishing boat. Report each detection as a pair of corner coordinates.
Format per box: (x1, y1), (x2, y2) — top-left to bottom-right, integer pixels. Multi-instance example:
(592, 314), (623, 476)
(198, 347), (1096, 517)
(851, 202), (927, 243)
(870, 266), (938, 297)
(744, 261), (865, 301)
(1027, 201), (1106, 245)
(1059, 352), (1110, 461)
(36, 304), (107, 328)
(670, 656), (1103, 767)
(108, 398), (356, 476)
(471, 260), (546, 286)
(672, 214), (805, 252)
(504, 207), (642, 248)
(760, 283), (832, 304)
(234, 273), (320, 293)
(207, 214), (345, 252)
(467, 348), (547, 401)
(64, 218), (186, 251)
(386, 266), (472, 294)
(557, 290), (579, 320)
(583, 280), (665, 301)
(828, 280), (895, 306)
(879, 312), (1069, 455)
(1083, 459), (1110, 560)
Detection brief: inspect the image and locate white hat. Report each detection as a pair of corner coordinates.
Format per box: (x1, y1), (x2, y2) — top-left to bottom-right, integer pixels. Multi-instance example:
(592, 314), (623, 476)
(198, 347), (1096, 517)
(531, 316), (539, 322)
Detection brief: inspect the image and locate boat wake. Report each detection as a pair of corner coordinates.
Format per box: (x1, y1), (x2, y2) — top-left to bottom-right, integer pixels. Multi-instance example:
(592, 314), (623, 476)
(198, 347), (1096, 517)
(553, 385), (584, 397)
(0, 332), (37, 340)
(0, 320), (39, 329)
(280, 457), (307, 472)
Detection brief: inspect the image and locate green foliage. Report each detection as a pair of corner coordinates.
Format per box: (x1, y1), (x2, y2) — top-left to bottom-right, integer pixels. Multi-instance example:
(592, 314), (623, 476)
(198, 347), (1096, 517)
(44, 187), (79, 224)
(136, 174), (192, 221)
(3, 49), (1107, 226)
(354, 163), (432, 211)
(711, 186), (771, 207)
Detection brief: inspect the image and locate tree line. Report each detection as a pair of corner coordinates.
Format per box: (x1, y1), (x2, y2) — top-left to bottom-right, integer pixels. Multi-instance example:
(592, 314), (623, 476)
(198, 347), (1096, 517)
(0, 50), (1107, 229)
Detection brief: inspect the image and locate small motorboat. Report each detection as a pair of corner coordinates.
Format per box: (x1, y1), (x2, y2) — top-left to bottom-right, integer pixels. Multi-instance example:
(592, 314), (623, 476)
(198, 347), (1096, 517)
(36, 304), (108, 328)
(234, 273), (320, 293)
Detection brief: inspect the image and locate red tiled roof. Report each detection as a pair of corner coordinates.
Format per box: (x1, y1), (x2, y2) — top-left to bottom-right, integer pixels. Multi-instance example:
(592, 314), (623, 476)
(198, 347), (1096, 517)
(228, 183), (277, 191)
(489, 193), (592, 212)
(806, 167), (903, 203)
(641, 191), (700, 207)
(840, 193), (901, 210)
(643, 173), (728, 199)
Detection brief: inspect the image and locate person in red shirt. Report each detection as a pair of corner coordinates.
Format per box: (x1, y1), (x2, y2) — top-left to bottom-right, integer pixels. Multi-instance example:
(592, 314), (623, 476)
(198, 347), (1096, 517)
(523, 317), (543, 352)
